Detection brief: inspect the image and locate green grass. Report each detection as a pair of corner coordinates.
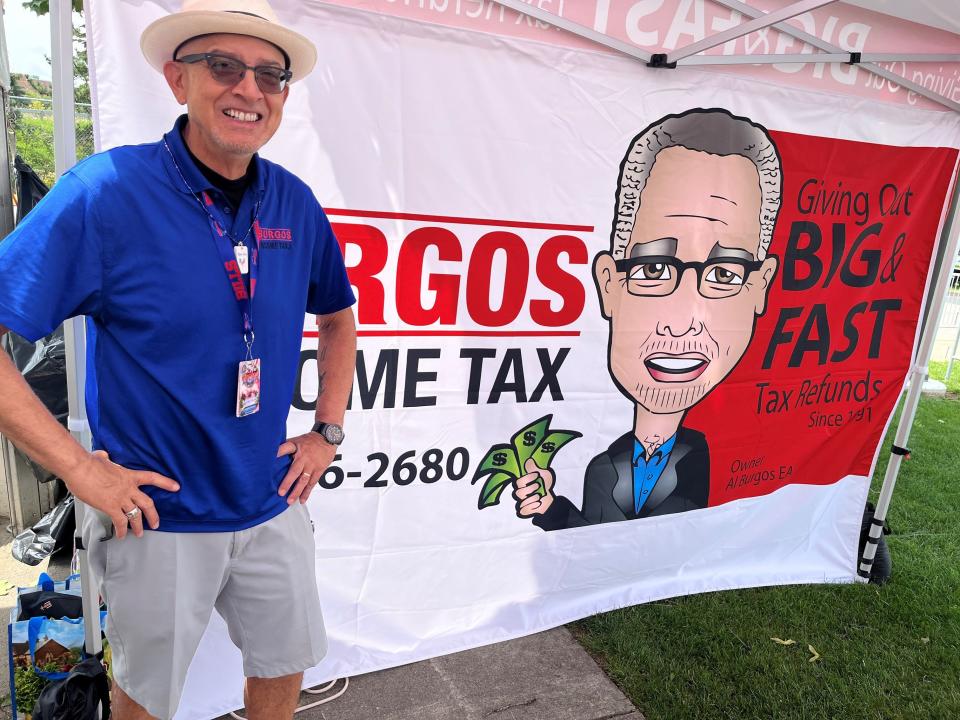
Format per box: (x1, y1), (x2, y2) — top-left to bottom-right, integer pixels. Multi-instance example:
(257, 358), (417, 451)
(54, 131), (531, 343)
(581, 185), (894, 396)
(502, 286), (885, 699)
(929, 360), (960, 396)
(571, 397), (960, 720)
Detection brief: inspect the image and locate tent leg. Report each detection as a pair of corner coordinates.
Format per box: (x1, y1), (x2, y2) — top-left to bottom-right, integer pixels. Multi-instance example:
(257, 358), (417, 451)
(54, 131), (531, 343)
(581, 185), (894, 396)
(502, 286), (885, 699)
(859, 167), (960, 581)
(51, 0), (101, 659)
(74, 501), (103, 656)
(51, 0), (76, 178)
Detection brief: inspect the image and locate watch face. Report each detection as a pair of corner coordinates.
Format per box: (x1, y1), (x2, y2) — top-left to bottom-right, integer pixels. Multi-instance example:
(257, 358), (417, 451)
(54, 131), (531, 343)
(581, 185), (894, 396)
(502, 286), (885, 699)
(322, 424), (345, 444)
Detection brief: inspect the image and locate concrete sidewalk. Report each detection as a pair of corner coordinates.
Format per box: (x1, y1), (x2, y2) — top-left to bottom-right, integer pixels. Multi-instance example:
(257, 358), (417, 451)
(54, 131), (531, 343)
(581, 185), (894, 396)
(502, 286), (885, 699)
(2, 531), (642, 720)
(217, 628), (643, 720)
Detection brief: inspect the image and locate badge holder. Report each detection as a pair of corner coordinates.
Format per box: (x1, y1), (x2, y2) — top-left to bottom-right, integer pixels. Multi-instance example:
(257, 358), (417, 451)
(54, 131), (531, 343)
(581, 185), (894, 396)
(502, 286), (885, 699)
(236, 332), (261, 417)
(234, 243), (249, 275)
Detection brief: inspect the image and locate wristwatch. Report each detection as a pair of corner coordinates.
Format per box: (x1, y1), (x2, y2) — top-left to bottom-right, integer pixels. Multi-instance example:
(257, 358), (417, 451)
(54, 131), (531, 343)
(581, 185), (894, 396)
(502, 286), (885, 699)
(312, 421), (345, 446)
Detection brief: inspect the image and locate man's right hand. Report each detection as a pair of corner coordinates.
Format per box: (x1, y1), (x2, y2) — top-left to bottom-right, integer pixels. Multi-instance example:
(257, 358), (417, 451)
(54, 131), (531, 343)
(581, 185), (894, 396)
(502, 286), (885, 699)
(66, 450), (180, 539)
(512, 458), (555, 518)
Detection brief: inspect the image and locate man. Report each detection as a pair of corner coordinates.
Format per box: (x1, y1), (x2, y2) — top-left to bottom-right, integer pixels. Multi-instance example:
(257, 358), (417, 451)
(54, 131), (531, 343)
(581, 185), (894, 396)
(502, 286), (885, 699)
(513, 108), (781, 530)
(0, 1), (356, 718)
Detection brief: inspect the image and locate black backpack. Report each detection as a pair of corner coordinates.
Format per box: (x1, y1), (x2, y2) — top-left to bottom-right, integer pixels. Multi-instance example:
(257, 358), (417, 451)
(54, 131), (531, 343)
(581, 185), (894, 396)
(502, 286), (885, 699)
(32, 657), (111, 720)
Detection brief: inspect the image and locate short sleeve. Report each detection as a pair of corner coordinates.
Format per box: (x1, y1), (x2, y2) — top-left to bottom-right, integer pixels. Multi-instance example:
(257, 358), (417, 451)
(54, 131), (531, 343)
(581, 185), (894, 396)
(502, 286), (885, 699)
(0, 170), (103, 341)
(306, 206), (356, 316)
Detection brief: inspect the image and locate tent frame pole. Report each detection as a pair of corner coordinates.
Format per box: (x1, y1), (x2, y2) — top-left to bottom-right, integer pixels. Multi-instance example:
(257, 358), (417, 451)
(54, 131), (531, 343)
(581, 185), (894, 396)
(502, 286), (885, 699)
(677, 52), (960, 66)
(493, 0), (960, 113)
(51, 0), (76, 178)
(487, 0), (651, 63)
(0, 6), (14, 238)
(51, 0), (100, 657)
(710, 0), (960, 113)
(668, 0), (837, 63)
(858, 170), (960, 579)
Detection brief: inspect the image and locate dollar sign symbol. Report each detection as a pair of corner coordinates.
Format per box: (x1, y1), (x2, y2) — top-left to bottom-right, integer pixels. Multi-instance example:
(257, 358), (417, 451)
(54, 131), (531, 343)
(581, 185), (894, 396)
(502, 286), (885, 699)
(492, 452), (507, 466)
(522, 431), (537, 447)
(540, 442), (556, 453)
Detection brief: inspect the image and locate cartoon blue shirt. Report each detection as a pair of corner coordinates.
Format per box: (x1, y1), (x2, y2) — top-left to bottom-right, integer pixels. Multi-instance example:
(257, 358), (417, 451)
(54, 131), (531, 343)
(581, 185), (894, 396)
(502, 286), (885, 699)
(632, 434), (677, 514)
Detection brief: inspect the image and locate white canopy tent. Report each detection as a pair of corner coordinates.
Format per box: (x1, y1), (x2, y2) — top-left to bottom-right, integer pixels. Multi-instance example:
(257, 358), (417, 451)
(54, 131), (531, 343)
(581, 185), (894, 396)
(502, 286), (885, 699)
(478, 0), (960, 583)
(37, 0), (960, 712)
(846, 0), (960, 37)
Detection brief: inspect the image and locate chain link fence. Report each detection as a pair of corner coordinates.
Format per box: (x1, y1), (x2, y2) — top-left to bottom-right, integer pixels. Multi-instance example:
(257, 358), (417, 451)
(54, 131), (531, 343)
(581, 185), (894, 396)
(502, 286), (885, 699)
(9, 94), (94, 188)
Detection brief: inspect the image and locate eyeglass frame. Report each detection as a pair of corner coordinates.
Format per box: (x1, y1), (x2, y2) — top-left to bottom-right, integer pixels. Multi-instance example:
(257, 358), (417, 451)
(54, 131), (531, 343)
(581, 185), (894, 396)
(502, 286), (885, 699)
(612, 254), (764, 299)
(175, 52), (293, 94)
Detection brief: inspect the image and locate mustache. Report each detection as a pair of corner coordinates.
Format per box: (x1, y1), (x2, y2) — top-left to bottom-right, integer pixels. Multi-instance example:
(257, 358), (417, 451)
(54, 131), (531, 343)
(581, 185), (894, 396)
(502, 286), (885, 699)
(638, 336), (718, 360)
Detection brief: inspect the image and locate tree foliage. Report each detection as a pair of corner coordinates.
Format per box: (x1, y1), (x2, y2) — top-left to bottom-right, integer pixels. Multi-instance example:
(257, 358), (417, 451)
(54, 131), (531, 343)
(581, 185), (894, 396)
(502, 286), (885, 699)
(13, 1), (93, 184)
(21, 0), (85, 14)
(20, 1), (90, 104)
(13, 104), (57, 186)
(12, 103), (94, 186)
(10, 73), (52, 98)
(73, 23), (90, 105)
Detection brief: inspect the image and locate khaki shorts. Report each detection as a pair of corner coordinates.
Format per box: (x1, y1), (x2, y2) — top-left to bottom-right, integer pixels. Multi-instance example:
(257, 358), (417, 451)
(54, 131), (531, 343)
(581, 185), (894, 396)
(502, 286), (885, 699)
(80, 502), (327, 720)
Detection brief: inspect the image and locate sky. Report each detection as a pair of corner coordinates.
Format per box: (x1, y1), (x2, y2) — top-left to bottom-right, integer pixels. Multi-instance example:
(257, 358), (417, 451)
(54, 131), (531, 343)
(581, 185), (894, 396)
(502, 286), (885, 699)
(3, 1), (54, 81)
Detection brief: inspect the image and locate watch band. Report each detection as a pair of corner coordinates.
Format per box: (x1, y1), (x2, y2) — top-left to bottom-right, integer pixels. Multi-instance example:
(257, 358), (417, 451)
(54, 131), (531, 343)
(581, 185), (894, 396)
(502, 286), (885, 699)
(312, 421), (345, 445)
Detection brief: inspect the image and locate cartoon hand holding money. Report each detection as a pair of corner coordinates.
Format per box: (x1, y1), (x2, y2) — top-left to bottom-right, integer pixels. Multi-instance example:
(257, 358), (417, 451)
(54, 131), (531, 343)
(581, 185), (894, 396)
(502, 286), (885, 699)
(472, 415), (580, 519)
(512, 458), (556, 517)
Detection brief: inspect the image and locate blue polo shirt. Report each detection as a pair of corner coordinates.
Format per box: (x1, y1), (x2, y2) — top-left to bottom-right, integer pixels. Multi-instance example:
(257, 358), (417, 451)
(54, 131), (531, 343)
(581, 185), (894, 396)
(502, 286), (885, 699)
(0, 116), (355, 531)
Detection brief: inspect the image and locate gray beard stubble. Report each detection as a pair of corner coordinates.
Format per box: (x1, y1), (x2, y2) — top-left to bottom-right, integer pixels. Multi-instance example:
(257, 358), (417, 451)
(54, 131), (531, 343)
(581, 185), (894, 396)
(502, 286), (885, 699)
(633, 336), (716, 412)
(637, 381), (709, 412)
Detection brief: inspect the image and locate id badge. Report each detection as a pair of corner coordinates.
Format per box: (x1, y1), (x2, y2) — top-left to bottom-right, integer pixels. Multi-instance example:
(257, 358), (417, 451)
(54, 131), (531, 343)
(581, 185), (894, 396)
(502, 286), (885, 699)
(234, 244), (249, 274)
(236, 358), (261, 417)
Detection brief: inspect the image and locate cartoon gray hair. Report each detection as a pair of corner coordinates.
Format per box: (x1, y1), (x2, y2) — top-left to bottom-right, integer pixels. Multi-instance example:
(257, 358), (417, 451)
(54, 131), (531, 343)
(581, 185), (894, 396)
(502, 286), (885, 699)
(610, 108), (782, 260)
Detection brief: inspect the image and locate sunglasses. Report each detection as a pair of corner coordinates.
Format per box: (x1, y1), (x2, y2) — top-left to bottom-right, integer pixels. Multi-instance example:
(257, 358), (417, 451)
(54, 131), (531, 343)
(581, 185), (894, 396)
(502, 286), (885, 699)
(176, 53), (292, 94)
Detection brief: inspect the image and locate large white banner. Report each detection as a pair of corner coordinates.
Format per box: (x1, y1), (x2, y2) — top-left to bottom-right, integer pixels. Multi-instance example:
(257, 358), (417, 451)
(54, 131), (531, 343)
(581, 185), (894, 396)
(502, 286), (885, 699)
(86, 1), (960, 717)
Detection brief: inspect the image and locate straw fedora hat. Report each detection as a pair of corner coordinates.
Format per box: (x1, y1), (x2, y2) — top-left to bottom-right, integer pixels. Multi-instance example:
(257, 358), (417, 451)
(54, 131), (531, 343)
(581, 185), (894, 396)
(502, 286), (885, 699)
(141, 0), (317, 82)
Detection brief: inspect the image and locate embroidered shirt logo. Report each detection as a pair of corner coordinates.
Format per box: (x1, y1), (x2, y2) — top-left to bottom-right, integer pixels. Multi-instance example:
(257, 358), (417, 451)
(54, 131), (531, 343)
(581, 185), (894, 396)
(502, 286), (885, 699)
(254, 221), (293, 249)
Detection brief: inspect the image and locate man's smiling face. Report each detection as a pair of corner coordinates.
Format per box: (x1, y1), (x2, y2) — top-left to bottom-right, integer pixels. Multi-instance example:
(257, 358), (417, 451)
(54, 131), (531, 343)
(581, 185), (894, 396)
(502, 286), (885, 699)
(594, 145), (778, 415)
(164, 33), (289, 170)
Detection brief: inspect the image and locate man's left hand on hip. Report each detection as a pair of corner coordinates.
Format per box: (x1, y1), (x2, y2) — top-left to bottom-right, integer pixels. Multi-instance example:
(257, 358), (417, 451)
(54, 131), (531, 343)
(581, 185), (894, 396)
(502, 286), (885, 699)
(276, 433), (337, 504)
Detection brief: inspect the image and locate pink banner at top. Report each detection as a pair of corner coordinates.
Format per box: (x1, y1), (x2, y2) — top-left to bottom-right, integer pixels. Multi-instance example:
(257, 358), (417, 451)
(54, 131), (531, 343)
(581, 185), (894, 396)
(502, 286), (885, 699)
(322, 0), (960, 111)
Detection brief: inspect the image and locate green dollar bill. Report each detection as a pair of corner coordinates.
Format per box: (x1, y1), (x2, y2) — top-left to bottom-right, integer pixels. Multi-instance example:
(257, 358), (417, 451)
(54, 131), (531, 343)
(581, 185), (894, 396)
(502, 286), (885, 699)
(532, 430), (582, 468)
(474, 443), (521, 479)
(477, 471), (516, 509)
(512, 416), (550, 467)
(474, 417), (581, 510)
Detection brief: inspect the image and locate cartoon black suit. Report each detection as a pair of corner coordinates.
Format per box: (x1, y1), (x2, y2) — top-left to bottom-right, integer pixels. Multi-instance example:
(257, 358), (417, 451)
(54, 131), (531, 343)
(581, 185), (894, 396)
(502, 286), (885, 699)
(511, 108), (782, 529)
(532, 428), (709, 531)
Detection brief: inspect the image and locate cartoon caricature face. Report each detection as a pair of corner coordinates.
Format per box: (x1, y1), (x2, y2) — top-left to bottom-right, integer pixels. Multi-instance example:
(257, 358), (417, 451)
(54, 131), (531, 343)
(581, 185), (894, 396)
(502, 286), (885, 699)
(594, 145), (779, 415)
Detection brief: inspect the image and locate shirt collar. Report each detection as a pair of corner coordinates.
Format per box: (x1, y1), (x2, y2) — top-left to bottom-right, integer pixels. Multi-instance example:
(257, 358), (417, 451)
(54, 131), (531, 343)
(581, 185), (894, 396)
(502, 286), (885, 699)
(161, 114), (266, 199)
(633, 432), (677, 466)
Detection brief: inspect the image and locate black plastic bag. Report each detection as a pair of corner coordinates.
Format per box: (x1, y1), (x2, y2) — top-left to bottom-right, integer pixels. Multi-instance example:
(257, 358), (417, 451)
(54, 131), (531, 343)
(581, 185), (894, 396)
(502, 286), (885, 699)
(12, 495), (76, 565)
(3, 326), (68, 486)
(4, 326), (67, 421)
(32, 657), (111, 720)
(14, 154), (49, 221)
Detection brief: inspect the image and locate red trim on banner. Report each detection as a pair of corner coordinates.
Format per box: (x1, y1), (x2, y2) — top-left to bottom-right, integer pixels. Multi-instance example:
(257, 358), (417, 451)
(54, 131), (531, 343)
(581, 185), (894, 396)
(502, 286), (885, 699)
(324, 207), (594, 233)
(302, 330), (581, 338)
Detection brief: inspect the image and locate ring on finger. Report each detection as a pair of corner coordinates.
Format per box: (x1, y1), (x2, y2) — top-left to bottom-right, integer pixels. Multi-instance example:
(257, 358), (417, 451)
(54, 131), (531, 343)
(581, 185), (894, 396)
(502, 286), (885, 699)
(124, 506), (141, 520)
(301, 471), (312, 479)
